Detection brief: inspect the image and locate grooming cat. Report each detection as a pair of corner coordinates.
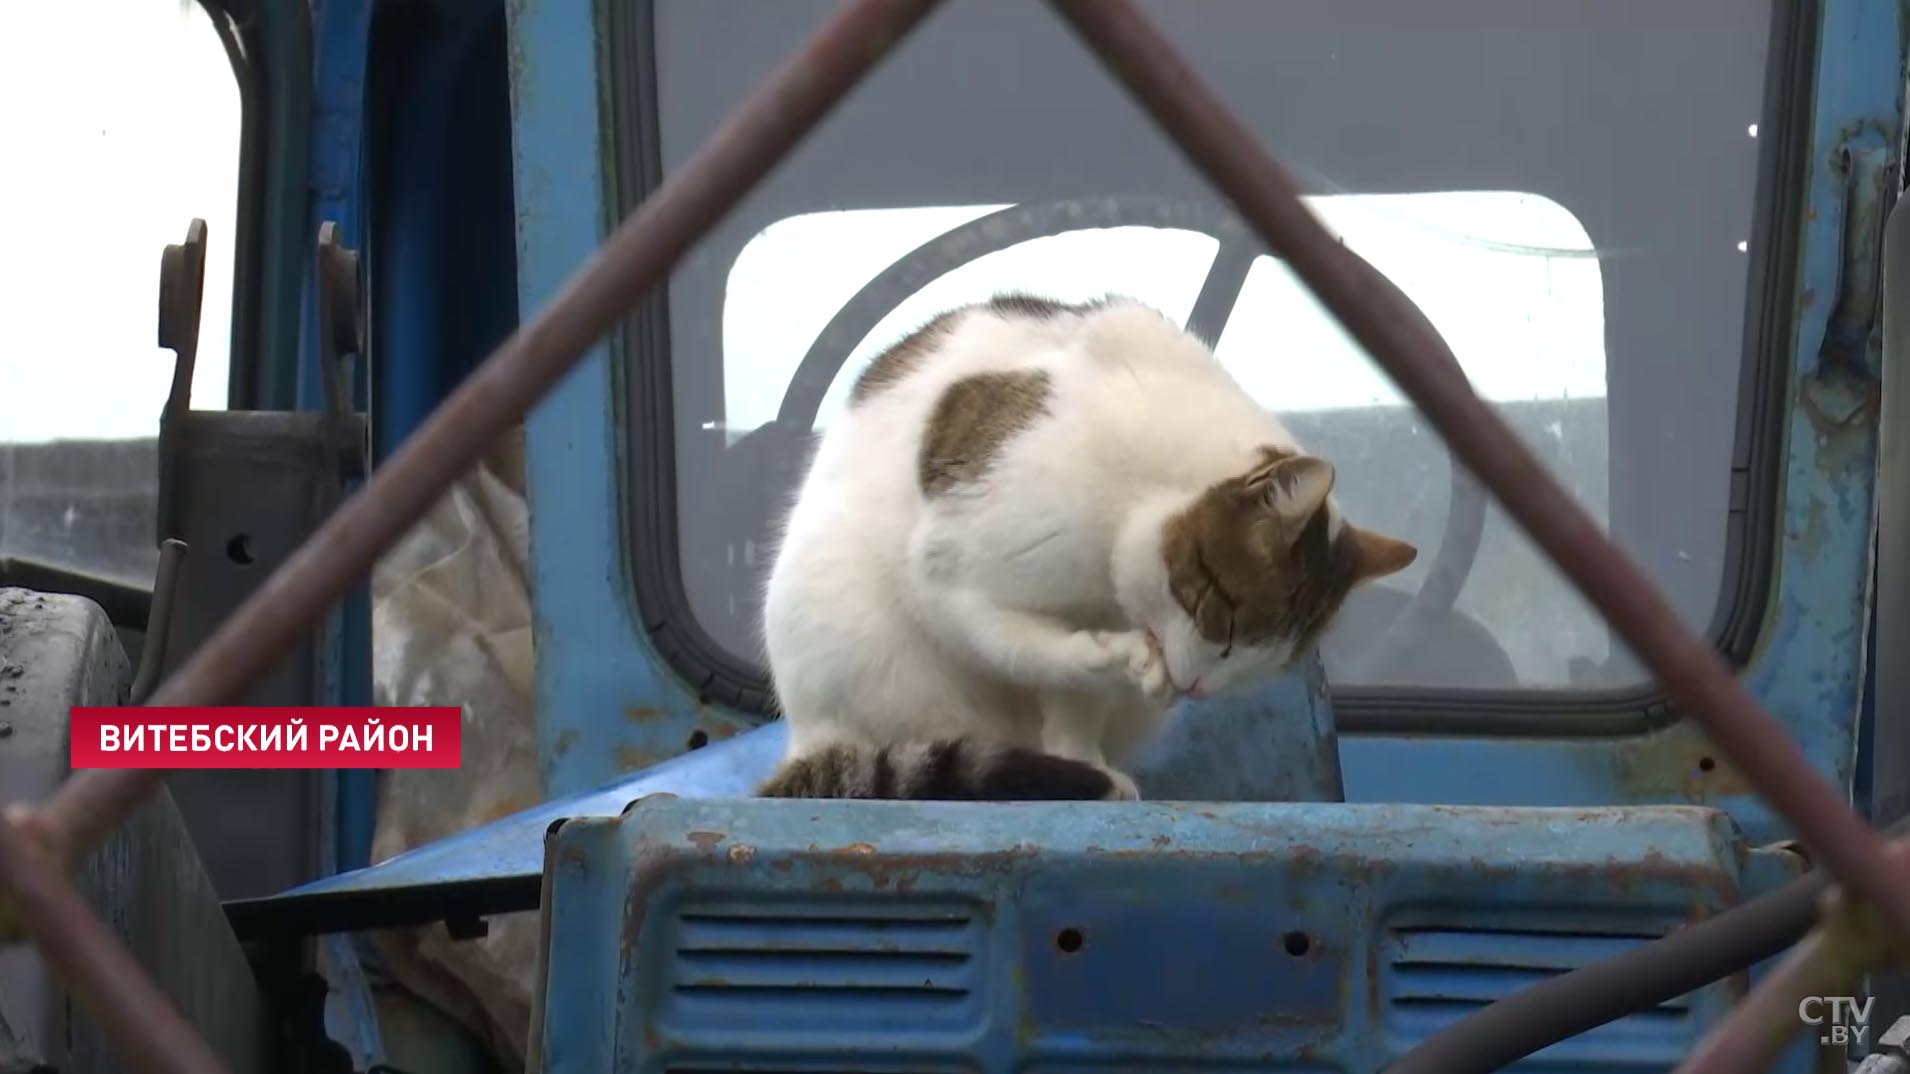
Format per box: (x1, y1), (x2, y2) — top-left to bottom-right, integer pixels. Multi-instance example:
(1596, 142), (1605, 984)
(756, 293), (1417, 801)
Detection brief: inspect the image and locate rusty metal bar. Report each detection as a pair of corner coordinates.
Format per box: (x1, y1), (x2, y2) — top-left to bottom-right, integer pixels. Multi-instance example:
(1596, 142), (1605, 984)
(0, 4), (946, 1072)
(33, 0), (945, 865)
(1, 3), (1895, 1073)
(0, 808), (231, 1074)
(1045, 0), (1910, 941)
(1677, 925), (1850, 1074)
(38, 769), (164, 870)
(1677, 874), (1901, 1074)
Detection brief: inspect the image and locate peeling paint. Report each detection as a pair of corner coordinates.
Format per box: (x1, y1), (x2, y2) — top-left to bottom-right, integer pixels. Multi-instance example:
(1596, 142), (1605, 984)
(549, 798), (1786, 1071)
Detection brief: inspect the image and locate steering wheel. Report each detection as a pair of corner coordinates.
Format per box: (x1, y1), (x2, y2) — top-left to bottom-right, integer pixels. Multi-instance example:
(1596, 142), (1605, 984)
(763, 196), (1488, 674)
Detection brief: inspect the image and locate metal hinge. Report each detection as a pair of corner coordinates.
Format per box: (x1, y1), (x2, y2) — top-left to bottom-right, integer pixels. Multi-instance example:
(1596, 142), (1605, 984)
(1822, 135), (1896, 374)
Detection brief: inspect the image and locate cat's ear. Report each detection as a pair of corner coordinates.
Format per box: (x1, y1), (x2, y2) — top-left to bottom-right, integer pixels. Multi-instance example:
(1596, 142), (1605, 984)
(1348, 525), (1417, 582)
(1259, 455), (1335, 534)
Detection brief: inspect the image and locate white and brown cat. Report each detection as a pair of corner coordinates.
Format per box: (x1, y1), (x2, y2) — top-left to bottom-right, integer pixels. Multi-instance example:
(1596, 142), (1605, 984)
(756, 293), (1416, 801)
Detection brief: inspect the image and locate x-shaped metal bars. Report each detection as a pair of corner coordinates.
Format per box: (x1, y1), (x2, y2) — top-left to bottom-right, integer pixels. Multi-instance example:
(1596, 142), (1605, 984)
(0, 2), (1894, 1072)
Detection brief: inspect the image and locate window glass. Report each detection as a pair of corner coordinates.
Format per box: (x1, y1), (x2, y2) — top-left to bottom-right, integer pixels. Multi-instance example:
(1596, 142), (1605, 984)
(0, 0), (239, 587)
(644, 0), (1774, 696)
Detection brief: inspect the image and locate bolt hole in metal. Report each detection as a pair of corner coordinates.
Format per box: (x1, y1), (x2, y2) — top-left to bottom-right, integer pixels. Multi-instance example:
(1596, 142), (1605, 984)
(225, 534), (255, 566)
(685, 730), (710, 750)
(1055, 927), (1085, 954)
(1698, 756), (1717, 773)
(1282, 930), (1312, 957)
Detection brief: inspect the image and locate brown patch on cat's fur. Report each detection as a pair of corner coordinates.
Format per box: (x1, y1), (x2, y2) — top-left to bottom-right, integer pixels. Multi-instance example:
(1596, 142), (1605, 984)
(987, 292), (1110, 319)
(918, 369), (1053, 496)
(851, 293), (1118, 406)
(851, 309), (964, 404)
(1162, 447), (1415, 656)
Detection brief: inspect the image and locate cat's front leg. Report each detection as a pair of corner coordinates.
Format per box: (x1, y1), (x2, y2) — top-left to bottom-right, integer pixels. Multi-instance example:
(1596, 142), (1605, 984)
(921, 587), (1141, 692)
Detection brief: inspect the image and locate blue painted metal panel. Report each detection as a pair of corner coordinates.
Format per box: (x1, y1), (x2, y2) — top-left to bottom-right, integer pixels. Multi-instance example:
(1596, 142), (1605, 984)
(237, 722), (786, 922)
(507, 0), (768, 796)
(307, 0), (377, 875)
(307, 0), (384, 1064)
(533, 799), (1810, 1073)
(1694, 0), (1898, 843)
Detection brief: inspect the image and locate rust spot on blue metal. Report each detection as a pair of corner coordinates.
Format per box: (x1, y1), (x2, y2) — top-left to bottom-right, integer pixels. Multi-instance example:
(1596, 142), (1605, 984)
(686, 830), (725, 850)
(1290, 845), (1323, 879)
(616, 744), (664, 772)
(1801, 363), (1879, 435)
(1608, 722), (1755, 805)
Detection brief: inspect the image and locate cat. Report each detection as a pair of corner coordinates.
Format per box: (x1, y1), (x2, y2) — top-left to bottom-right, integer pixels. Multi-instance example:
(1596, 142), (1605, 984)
(755, 292), (1417, 801)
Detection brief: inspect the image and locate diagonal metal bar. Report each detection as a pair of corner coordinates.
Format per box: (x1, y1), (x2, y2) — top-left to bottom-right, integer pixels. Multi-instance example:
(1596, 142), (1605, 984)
(1044, 0), (1910, 939)
(1677, 862), (1904, 1074)
(1678, 924), (1854, 1074)
(0, 808), (231, 1074)
(0, 4), (945, 1073)
(30, 0), (945, 866)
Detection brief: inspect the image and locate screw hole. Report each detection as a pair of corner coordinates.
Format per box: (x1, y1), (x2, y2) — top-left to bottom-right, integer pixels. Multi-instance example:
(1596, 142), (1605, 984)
(686, 730), (709, 750)
(1282, 931), (1311, 957)
(1698, 756), (1717, 773)
(226, 534), (255, 565)
(1055, 927), (1084, 954)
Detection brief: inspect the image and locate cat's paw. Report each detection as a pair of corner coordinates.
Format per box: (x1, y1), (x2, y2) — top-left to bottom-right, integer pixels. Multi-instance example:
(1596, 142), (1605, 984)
(1100, 767), (1142, 802)
(1119, 629), (1176, 705)
(1076, 630), (1138, 676)
(1080, 630), (1173, 704)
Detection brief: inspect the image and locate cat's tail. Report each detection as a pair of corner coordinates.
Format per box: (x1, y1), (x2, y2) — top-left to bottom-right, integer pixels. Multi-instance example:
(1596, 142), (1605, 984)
(756, 740), (1118, 801)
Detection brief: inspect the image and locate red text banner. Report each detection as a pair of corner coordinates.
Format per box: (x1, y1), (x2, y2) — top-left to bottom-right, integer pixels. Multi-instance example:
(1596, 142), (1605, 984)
(69, 707), (463, 769)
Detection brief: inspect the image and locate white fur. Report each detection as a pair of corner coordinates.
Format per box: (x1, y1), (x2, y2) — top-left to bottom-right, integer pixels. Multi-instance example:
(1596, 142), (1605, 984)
(761, 298), (1349, 797)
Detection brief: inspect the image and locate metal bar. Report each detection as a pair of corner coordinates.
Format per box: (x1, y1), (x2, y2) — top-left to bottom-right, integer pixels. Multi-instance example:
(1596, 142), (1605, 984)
(130, 539), (190, 705)
(1676, 926), (1848, 1074)
(0, 5), (946, 1072)
(0, 809), (231, 1074)
(1045, 0), (1910, 940)
(38, 769), (164, 870)
(1677, 876), (1899, 1074)
(31, 0), (945, 864)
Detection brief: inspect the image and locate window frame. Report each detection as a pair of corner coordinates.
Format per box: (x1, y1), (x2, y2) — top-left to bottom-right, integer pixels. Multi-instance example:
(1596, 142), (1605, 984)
(0, 0), (273, 625)
(604, 0), (1819, 736)
(203, 0), (313, 414)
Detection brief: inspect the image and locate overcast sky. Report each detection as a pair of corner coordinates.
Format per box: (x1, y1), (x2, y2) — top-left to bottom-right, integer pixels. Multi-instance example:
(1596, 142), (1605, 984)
(1, 0), (236, 445)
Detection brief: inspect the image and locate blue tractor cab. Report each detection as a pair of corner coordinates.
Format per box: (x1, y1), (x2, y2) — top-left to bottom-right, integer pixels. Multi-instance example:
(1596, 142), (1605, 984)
(5, 1), (1910, 1072)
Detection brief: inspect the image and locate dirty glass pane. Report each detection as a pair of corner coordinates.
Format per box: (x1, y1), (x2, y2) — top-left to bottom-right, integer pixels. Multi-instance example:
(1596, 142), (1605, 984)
(645, 0), (1774, 695)
(0, 0), (239, 589)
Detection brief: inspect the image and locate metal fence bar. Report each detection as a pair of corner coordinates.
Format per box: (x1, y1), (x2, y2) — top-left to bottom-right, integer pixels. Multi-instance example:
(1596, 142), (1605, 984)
(34, 0), (946, 872)
(1676, 883), (1888, 1074)
(1, 1), (1903, 1072)
(0, 3), (944, 1071)
(1045, 0), (1910, 942)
